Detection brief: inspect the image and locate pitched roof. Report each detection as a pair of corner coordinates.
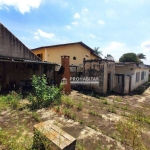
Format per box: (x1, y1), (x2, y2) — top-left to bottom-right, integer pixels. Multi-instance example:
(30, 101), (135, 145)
(31, 41), (101, 59)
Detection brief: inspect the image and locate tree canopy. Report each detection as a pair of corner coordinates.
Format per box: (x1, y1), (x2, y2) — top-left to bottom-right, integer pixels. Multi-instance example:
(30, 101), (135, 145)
(119, 52), (146, 63)
(93, 47), (103, 56)
(119, 53), (138, 62)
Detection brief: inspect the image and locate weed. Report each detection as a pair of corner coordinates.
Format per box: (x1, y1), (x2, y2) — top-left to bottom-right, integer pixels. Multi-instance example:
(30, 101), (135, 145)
(0, 125), (33, 150)
(89, 103), (92, 106)
(113, 103), (119, 108)
(132, 110), (150, 125)
(32, 112), (41, 122)
(117, 118), (147, 150)
(88, 124), (98, 131)
(99, 96), (105, 100)
(89, 110), (102, 118)
(121, 106), (128, 110)
(3, 91), (21, 109)
(76, 141), (85, 150)
(115, 97), (122, 102)
(63, 108), (71, 117)
(55, 106), (60, 113)
(103, 100), (109, 105)
(77, 102), (83, 111)
(79, 119), (84, 124)
(63, 108), (76, 120)
(107, 107), (117, 113)
(62, 96), (74, 108)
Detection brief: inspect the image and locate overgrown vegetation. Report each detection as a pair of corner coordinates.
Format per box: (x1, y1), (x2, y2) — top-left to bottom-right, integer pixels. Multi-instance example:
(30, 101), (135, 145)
(117, 118), (147, 150)
(28, 74), (62, 109)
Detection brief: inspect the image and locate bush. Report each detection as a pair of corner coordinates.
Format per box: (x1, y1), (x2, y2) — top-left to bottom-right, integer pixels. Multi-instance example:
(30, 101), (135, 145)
(29, 74), (62, 109)
(5, 91), (21, 109)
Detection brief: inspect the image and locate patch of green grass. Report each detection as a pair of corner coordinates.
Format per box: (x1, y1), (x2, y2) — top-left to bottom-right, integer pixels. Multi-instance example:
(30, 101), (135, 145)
(63, 108), (76, 120)
(107, 107), (117, 114)
(76, 141), (85, 150)
(88, 124), (98, 131)
(113, 103), (119, 108)
(62, 96), (74, 108)
(32, 112), (41, 122)
(0, 125), (33, 150)
(55, 106), (60, 112)
(78, 119), (84, 124)
(89, 110), (102, 118)
(76, 102), (83, 111)
(115, 97), (122, 102)
(99, 96), (105, 100)
(103, 100), (109, 105)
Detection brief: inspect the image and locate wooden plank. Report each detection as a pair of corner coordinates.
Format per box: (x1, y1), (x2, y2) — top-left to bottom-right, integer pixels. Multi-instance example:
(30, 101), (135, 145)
(34, 120), (76, 150)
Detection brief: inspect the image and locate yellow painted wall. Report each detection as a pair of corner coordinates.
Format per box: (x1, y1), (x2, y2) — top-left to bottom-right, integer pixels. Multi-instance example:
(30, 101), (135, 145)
(32, 48), (46, 61)
(32, 44), (99, 65)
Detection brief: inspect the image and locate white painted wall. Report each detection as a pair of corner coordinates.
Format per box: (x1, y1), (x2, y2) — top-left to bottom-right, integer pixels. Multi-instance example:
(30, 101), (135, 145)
(131, 68), (149, 91)
(124, 76), (130, 94)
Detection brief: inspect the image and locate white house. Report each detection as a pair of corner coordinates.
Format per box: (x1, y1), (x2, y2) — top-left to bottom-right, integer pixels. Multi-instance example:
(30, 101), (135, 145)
(114, 62), (149, 94)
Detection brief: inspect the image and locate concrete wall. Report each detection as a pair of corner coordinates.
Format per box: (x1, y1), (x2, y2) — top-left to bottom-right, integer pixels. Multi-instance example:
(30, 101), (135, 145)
(0, 23), (40, 61)
(115, 64), (135, 75)
(32, 44), (99, 65)
(103, 61), (115, 93)
(83, 60), (115, 93)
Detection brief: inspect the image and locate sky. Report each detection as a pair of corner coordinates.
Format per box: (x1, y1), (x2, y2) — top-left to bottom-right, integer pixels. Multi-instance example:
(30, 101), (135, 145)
(0, 0), (150, 64)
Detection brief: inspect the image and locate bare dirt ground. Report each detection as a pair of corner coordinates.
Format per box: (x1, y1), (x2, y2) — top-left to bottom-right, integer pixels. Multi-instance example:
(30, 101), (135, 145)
(0, 82), (150, 150)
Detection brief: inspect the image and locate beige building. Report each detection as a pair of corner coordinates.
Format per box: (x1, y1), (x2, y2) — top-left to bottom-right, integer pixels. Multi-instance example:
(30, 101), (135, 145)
(32, 42), (101, 66)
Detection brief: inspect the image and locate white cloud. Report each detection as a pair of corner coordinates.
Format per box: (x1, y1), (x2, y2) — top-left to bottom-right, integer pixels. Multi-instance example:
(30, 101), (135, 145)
(34, 35), (40, 40)
(71, 22), (78, 26)
(82, 8), (88, 14)
(35, 29), (55, 39)
(101, 42), (128, 61)
(89, 34), (96, 39)
(0, 0), (43, 14)
(98, 20), (105, 25)
(66, 26), (71, 29)
(74, 13), (80, 19)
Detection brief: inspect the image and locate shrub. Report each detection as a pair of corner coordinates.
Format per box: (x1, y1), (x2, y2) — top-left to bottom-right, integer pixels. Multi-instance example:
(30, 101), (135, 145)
(5, 91), (21, 109)
(30, 74), (62, 109)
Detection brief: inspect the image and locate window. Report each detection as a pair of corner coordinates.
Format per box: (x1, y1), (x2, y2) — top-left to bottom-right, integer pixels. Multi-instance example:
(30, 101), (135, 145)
(136, 72), (140, 82)
(73, 56), (76, 60)
(141, 71), (144, 80)
(37, 53), (43, 59)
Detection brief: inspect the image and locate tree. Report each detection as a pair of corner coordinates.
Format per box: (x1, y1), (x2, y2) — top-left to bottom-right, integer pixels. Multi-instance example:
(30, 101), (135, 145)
(119, 53), (138, 62)
(119, 52), (146, 63)
(93, 47), (103, 56)
(137, 53), (146, 63)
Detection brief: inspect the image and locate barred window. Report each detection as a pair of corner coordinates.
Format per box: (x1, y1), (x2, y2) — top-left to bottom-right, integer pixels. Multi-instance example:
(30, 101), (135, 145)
(141, 71), (144, 80)
(136, 72), (140, 82)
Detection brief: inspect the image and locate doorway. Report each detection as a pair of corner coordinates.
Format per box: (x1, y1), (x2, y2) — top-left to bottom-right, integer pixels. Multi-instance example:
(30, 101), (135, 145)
(107, 72), (111, 92)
